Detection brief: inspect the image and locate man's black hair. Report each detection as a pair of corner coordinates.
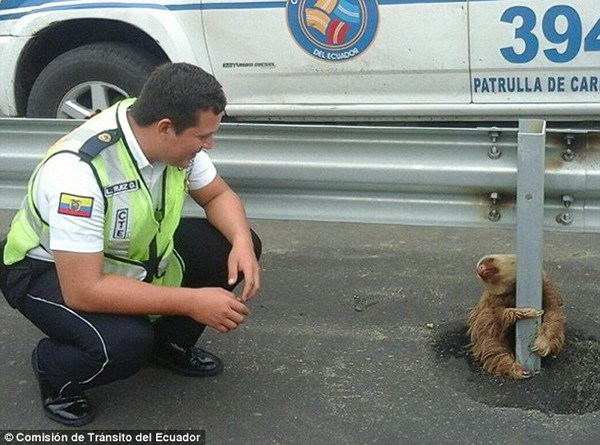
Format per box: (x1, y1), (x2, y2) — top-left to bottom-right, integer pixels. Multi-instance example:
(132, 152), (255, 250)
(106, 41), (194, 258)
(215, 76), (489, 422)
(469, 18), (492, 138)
(130, 63), (227, 133)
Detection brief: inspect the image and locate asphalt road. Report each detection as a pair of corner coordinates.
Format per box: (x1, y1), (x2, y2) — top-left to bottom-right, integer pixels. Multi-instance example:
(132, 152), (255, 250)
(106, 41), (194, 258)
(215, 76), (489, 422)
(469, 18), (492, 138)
(0, 209), (598, 445)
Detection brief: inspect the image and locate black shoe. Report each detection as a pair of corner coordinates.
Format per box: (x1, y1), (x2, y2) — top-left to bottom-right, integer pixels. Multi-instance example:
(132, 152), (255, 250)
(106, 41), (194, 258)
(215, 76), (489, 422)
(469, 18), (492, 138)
(31, 347), (95, 427)
(152, 343), (224, 377)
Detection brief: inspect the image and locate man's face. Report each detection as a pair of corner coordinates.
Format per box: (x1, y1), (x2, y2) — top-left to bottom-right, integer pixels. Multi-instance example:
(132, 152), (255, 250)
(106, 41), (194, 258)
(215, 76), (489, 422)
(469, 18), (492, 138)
(162, 109), (223, 168)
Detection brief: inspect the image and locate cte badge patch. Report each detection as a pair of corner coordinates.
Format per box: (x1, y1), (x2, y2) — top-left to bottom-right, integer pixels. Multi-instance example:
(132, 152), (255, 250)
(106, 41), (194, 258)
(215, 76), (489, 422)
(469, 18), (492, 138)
(113, 208), (129, 239)
(287, 0), (379, 61)
(58, 193), (94, 218)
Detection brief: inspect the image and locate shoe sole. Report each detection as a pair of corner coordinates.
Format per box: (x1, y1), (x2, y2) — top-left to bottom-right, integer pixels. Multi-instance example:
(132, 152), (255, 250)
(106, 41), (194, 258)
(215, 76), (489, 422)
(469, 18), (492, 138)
(151, 356), (224, 377)
(43, 408), (96, 427)
(32, 346), (96, 427)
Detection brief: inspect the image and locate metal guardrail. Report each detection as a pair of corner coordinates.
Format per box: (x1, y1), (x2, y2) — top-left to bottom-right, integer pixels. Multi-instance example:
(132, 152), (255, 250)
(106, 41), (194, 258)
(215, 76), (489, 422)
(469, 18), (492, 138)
(1, 117), (595, 374)
(1, 118), (599, 232)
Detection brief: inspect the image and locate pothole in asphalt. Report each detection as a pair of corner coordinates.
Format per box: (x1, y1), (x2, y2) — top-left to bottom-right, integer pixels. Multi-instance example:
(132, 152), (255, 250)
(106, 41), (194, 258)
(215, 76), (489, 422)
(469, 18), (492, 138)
(432, 322), (600, 415)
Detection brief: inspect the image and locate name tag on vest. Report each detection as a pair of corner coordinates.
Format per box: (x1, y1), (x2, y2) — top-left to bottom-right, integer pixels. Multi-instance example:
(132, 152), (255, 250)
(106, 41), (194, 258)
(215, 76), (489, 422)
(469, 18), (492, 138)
(104, 180), (140, 197)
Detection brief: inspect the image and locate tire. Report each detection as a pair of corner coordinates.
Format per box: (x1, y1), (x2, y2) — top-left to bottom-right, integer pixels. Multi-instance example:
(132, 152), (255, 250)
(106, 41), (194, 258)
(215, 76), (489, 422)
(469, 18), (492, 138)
(27, 42), (163, 118)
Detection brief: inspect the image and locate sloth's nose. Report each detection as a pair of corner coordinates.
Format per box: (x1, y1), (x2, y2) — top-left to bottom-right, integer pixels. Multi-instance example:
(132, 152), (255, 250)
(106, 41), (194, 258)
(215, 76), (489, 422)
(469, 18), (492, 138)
(477, 262), (488, 275)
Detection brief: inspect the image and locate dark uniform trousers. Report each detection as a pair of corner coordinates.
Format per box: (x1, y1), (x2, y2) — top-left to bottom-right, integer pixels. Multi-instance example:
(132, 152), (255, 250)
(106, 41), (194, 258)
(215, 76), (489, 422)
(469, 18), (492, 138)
(0, 218), (261, 397)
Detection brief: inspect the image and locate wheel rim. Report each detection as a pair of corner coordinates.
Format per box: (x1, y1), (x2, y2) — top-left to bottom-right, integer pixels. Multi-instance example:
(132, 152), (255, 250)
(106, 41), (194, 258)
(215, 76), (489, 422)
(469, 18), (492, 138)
(57, 81), (129, 119)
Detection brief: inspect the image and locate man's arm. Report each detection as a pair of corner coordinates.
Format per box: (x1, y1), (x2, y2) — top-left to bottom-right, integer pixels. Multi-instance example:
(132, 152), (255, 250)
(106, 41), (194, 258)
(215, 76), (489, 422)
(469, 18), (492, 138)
(53, 250), (249, 332)
(188, 175), (260, 302)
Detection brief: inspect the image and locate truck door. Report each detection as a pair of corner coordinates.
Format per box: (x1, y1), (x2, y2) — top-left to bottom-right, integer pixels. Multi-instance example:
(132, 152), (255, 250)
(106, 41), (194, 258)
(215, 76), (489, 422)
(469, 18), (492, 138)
(201, 0), (471, 118)
(469, 0), (600, 105)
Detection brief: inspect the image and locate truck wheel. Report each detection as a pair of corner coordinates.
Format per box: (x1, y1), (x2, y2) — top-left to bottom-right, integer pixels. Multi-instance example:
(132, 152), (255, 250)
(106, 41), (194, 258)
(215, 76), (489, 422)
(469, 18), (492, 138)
(27, 43), (163, 118)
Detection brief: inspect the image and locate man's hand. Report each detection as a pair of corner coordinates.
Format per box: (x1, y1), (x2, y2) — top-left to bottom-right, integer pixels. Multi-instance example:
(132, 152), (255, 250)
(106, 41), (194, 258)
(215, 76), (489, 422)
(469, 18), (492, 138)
(190, 174), (261, 303)
(189, 287), (250, 332)
(227, 241), (261, 302)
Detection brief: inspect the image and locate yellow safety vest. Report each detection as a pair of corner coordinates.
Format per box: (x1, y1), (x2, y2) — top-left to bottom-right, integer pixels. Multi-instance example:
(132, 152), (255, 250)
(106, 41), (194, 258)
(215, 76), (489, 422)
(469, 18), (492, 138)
(4, 99), (188, 287)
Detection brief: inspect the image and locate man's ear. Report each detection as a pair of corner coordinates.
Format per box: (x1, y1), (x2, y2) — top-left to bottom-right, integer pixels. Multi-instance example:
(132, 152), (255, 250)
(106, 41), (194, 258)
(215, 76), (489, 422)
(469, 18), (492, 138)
(156, 118), (173, 139)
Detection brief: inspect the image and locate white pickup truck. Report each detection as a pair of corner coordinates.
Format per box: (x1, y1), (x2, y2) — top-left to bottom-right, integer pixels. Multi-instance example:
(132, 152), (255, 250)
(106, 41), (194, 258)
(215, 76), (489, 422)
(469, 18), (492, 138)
(0, 0), (598, 125)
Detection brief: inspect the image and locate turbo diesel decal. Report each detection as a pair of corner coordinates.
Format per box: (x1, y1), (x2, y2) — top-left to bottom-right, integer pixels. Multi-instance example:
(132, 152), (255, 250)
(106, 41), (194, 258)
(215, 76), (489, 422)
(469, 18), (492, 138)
(287, 0), (378, 61)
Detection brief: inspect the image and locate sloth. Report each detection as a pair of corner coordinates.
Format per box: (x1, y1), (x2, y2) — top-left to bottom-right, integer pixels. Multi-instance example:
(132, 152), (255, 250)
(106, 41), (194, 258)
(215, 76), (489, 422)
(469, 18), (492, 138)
(467, 254), (566, 379)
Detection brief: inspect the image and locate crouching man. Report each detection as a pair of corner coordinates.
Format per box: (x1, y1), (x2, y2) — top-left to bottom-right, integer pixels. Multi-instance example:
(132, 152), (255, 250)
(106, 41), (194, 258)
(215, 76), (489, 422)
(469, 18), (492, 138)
(0, 63), (261, 426)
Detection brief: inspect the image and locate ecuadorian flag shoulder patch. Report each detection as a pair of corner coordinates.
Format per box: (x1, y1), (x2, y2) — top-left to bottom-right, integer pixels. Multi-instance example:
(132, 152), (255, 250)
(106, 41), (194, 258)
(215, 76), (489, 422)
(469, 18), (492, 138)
(58, 193), (94, 218)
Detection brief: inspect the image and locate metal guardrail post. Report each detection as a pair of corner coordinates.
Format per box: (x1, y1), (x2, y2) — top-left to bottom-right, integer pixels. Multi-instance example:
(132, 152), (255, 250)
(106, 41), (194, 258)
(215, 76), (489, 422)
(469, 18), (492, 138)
(515, 119), (546, 373)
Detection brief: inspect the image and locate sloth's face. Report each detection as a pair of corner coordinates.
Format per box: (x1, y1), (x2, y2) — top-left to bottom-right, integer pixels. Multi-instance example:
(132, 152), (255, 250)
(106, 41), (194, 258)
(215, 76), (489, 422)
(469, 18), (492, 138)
(476, 254), (516, 292)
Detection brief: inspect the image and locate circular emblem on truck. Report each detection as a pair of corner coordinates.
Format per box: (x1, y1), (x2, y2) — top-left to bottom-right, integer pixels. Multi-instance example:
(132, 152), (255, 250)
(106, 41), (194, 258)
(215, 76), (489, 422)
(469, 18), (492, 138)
(287, 0), (379, 62)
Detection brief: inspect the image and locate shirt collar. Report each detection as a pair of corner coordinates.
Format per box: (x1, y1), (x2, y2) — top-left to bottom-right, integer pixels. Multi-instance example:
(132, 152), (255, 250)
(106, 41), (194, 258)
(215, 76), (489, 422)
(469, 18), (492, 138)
(117, 102), (165, 177)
